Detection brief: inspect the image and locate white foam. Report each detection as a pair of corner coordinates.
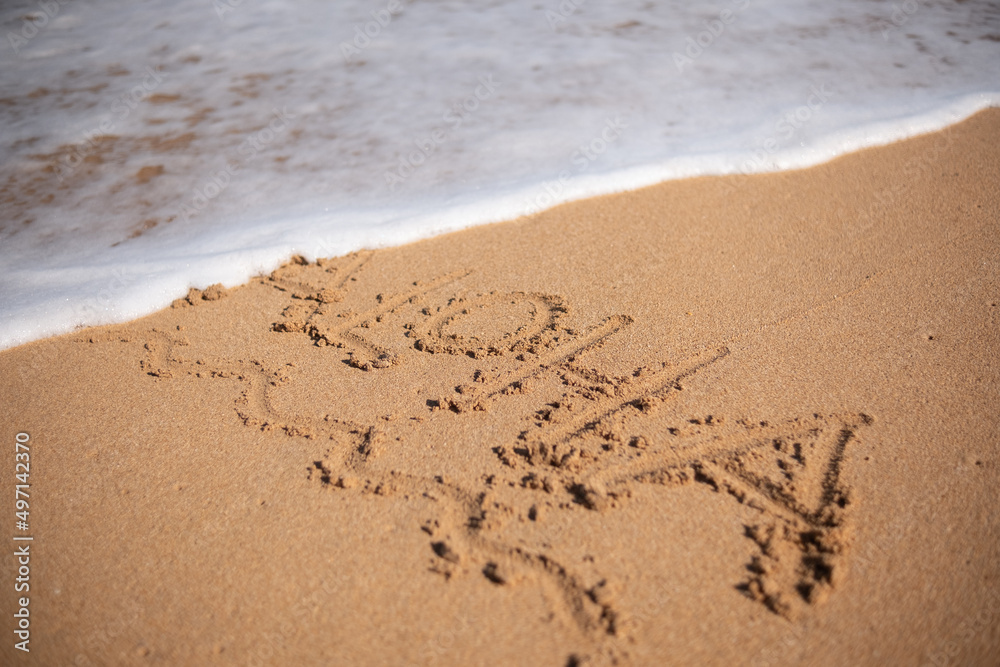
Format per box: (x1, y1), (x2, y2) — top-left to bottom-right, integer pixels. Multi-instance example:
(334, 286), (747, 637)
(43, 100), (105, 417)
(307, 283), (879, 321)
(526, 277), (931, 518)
(1, 0), (998, 350)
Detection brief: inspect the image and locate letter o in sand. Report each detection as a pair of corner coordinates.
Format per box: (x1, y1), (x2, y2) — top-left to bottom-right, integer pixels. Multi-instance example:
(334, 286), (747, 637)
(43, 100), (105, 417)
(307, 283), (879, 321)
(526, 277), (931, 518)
(412, 292), (568, 359)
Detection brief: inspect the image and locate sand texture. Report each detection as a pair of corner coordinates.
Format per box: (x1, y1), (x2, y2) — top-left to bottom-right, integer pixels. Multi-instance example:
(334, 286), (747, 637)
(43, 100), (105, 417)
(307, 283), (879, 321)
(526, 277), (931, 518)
(1, 110), (999, 666)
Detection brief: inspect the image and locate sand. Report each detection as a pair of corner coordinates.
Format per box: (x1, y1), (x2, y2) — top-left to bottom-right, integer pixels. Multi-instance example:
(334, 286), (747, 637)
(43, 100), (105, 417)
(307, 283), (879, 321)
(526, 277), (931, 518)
(1, 109), (998, 666)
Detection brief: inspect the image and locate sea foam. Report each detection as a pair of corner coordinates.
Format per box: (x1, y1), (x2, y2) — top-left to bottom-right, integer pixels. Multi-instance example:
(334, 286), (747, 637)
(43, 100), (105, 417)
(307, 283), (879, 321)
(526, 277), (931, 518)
(1, 0), (998, 349)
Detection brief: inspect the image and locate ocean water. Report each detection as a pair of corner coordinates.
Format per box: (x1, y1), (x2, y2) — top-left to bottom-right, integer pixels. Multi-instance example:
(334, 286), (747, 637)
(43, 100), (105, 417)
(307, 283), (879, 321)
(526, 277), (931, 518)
(1, 0), (998, 350)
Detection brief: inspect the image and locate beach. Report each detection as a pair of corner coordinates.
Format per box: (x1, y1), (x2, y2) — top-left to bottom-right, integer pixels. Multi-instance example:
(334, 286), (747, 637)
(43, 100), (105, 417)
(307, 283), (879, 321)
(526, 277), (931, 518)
(4, 0), (1000, 352)
(1, 109), (998, 665)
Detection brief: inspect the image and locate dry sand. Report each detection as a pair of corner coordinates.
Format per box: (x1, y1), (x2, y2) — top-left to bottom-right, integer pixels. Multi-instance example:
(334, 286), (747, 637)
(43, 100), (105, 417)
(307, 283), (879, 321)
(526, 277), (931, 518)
(1, 110), (998, 666)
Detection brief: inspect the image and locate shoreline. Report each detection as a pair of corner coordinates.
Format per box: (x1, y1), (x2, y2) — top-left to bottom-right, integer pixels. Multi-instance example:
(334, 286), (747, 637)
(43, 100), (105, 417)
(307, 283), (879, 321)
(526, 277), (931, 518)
(4, 96), (1000, 353)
